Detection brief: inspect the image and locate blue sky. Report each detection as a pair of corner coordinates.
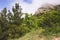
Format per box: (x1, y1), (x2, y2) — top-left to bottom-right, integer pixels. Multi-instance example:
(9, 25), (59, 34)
(23, 0), (33, 4)
(0, 0), (60, 13)
(0, 0), (14, 10)
(0, 0), (32, 10)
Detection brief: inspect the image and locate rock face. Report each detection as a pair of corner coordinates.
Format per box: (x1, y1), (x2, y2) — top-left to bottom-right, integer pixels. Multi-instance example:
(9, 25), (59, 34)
(55, 5), (60, 10)
(35, 3), (56, 15)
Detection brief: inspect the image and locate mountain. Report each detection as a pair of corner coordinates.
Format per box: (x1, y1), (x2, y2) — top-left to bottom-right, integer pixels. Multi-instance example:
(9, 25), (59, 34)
(35, 3), (59, 15)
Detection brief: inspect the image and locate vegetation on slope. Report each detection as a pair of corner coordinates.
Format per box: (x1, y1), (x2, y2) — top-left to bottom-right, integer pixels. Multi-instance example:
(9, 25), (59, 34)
(0, 3), (60, 40)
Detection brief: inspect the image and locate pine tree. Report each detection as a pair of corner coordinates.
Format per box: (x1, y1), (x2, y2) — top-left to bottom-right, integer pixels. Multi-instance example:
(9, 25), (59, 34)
(12, 3), (23, 25)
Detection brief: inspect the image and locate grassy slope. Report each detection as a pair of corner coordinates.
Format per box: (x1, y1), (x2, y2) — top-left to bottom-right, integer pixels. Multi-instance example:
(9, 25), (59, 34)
(19, 28), (44, 40)
(9, 28), (60, 40)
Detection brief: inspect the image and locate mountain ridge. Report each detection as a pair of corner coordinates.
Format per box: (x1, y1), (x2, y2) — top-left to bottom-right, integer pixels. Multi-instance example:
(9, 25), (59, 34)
(35, 3), (60, 15)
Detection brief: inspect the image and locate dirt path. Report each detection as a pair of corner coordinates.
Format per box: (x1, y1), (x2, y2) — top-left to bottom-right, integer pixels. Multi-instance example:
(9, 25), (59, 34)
(52, 37), (60, 40)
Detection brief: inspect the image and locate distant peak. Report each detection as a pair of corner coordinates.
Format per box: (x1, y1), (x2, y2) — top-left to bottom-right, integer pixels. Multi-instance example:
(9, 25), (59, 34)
(40, 3), (55, 9)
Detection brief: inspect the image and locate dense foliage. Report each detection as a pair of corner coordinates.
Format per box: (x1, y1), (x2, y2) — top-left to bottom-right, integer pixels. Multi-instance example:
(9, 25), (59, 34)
(0, 3), (60, 40)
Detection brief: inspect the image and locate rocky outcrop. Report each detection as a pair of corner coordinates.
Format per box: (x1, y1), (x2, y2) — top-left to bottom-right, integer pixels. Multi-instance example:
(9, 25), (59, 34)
(35, 3), (60, 15)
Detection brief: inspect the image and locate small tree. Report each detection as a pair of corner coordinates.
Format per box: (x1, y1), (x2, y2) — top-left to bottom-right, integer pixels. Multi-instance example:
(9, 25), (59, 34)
(12, 3), (23, 25)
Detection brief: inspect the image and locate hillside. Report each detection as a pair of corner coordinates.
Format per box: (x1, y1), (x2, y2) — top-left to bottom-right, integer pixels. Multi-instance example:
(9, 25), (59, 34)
(9, 28), (60, 40)
(0, 3), (60, 40)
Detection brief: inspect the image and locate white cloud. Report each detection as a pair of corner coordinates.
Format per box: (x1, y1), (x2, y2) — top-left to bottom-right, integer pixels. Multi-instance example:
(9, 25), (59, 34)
(10, 0), (60, 14)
